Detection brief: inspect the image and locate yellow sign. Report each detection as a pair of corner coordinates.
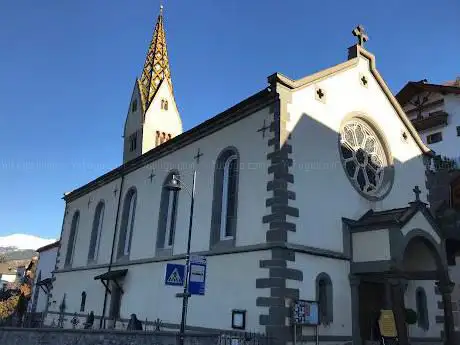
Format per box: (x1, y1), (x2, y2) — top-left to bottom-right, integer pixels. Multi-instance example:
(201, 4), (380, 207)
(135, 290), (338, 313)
(378, 309), (397, 338)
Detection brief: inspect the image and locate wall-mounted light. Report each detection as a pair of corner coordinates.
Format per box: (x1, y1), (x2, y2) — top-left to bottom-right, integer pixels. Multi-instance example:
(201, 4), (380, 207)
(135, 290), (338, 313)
(232, 309), (246, 330)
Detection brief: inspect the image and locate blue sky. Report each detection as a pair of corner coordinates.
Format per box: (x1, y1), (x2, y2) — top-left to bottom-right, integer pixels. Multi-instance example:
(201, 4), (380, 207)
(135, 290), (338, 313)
(0, 1), (458, 239)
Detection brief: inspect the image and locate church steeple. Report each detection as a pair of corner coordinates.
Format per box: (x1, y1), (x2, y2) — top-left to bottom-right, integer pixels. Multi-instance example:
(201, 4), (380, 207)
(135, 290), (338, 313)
(123, 5), (182, 164)
(139, 5), (173, 111)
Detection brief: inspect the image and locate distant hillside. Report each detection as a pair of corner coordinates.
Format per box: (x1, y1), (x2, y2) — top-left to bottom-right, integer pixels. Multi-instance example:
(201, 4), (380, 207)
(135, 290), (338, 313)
(2, 250), (37, 261)
(0, 234), (56, 263)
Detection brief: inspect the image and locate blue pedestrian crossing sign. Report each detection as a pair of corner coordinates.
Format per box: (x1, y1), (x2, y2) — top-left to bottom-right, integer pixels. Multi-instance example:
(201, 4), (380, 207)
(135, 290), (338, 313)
(165, 263), (185, 286)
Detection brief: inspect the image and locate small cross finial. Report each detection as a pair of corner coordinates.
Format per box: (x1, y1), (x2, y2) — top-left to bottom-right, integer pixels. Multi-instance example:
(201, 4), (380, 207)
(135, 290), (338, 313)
(257, 120), (271, 138)
(160, 3), (164, 15)
(148, 169), (156, 183)
(413, 185), (421, 201)
(194, 148), (204, 164)
(352, 25), (368, 47)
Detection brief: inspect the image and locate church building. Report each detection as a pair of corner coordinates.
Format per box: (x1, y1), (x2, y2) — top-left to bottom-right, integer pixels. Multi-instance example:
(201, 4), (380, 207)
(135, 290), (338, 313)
(46, 8), (456, 345)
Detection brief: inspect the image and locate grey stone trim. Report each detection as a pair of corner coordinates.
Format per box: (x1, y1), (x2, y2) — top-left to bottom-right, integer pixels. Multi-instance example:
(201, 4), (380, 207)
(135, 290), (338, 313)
(438, 301), (443, 309)
(88, 200), (105, 263)
(256, 297), (285, 307)
(116, 187), (137, 260)
(435, 285), (441, 295)
(259, 306), (290, 325)
(416, 286), (430, 330)
(156, 170), (180, 252)
(54, 242), (348, 275)
(209, 147), (240, 249)
(350, 260), (393, 274)
(269, 267), (302, 281)
(315, 272), (333, 325)
(270, 287), (299, 299)
(266, 230), (287, 242)
(64, 210), (80, 267)
(349, 275), (361, 345)
(64, 90), (275, 203)
(436, 315), (444, 324)
(260, 259), (287, 268)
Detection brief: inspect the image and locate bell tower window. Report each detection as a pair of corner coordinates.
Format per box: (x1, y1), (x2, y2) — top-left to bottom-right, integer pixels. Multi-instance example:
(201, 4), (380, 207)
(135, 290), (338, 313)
(155, 131), (172, 146)
(131, 99), (138, 113)
(161, 99), (169, 110)
(129, 132), (138, 152)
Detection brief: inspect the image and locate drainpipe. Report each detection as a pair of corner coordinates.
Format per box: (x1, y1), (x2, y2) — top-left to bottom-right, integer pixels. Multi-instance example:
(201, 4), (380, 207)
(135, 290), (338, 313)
(99, 172), (125, 329)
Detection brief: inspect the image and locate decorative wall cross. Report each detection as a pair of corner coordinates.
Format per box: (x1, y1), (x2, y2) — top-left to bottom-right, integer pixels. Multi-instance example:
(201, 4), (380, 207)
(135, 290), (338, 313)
(87, 198), (92, 209)
(148, 169), (156, 183)
(352, 25), (368, 47)
(257, 120), (271, 138)
(361, 75), (368, 86)
(194, 148), (204, 164)
(113, 186), (118, 197)
(413, 185), (421, 201)
(316, 88), (325, 100)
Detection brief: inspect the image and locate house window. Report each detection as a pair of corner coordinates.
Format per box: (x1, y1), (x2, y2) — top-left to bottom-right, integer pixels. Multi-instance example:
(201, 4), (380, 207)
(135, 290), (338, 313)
(156, 171), (179, 252)
(161, 99), (169, 110)
(80, 291), (87, 312)
(210, 148), (240, 247)
(427, 132), (442, 144)
(131, 99), (138, 113)
(129, 133), (138, 152)
(316, 273), (333, 325)
(117, 188), (137, 259)
(457, 126), (460, 137)
(416, 287), (429, 330)
(88, 201), (105, 263)
(65, 211), (80, 267)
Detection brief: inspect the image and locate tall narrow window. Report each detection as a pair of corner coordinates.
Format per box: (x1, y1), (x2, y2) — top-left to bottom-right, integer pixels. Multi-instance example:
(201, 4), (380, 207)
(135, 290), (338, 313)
(80, 291), (87, 312)
(117, 189), (137, 259)
(210, 148), (240, 248)
(65, 211), (80, 266)
(316, 273), (333, 325)
(156, 171), (179, 253)
(88, 201), (105, 263)
(416, 287), (429, 330)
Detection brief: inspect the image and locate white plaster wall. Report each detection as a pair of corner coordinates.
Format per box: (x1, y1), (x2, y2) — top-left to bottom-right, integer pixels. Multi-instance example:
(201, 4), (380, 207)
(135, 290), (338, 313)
(59, 179), (121, 270)
(123, 82), (143, 162)
(288, 254), (352, 337)
(112, 105), (272, 260)
(32, 247), (58, 313)
(48, 250), (270, 331)
(352, 229), (390, 262)
(416, 95), (460, 160)
(142, 81), (182, 155)
(400, 212), (441, 244)
(288, 56), (429, 252)
(405, 279), (442, 338)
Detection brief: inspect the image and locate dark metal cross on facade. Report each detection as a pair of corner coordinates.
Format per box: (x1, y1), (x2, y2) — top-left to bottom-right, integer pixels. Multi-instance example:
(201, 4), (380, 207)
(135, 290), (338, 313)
(413, 185), (421, 201)
(361, 75), (368, 86)
(113, 186), (118, 197)
(316, 88), (325, 99)
(194, 148), (204, 164)
(352, 25), (368, 47)
(87, 198), (92, 208)
(257, 120), (271, 138)
(148, 169), (156, 183)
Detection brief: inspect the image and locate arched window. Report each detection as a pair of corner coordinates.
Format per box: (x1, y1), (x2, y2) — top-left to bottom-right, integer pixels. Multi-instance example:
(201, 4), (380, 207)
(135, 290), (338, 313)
(80, 291), (87, 312)
(210, 148), (239, 247)
(65, 211), (80, 266)
(88, 201), (105, 263)
(316, 273), (333, 325)
(416, 287), (429, 330)
(156, 171), (179, 253)
(117, 188), (137, 259)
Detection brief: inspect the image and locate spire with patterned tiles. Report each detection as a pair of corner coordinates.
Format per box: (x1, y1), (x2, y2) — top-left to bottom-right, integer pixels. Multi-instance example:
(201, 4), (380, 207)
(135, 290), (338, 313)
(139, 5), (173, 111)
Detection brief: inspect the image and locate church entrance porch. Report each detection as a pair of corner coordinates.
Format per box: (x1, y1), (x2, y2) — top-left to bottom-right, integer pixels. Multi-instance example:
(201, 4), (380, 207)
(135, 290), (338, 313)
(344, 197), (456, 345)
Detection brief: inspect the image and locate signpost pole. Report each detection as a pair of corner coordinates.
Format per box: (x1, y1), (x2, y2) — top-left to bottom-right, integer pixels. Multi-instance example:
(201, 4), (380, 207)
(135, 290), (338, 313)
(178, 170), (196, 345)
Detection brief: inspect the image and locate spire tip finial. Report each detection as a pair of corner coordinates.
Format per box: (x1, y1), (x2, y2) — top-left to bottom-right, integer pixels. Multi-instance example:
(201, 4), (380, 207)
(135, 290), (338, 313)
(160, 4), (164, 14)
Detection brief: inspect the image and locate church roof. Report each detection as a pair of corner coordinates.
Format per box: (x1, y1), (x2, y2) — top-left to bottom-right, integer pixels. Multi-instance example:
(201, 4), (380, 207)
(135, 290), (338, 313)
(139, 5), (173, 112)
(350, 207), (415, 227)
(36, 240), (60, 253)
(396, 80), (460, 106)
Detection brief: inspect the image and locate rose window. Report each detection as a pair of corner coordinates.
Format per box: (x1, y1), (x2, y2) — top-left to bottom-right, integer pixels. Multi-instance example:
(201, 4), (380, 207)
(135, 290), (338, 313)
(340, 119), (389, 196)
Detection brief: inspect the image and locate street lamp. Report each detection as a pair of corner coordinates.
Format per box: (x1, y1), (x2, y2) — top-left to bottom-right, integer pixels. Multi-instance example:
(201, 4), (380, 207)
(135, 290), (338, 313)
(164, 170), (196, 345)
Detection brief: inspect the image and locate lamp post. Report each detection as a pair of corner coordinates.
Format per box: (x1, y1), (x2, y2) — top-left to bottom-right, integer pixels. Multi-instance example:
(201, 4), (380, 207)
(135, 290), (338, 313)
(164, 170), (196, 345)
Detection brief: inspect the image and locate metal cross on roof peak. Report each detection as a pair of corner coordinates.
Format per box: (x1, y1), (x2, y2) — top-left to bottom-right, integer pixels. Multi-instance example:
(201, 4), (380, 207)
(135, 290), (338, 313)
(352, 25), (368, 47)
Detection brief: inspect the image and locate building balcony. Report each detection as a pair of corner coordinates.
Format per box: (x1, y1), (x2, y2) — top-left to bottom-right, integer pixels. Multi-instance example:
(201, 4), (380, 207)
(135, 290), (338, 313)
(411, 110), (448, 131)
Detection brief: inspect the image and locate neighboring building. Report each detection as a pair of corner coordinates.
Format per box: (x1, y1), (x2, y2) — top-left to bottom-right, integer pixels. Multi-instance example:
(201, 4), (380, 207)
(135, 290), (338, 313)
(396, 78), (460, 161)
(46, 10), (456, 345)
(0, 263), (17, 284)
(28, 241), (59, 314)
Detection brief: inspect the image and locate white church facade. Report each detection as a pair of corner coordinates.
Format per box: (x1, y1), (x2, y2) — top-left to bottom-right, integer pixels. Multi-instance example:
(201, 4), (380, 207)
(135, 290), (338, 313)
(45, 10), (456, 345)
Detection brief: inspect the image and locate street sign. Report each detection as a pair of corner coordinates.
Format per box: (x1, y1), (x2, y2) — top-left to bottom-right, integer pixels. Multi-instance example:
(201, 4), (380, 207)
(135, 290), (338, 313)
(165, 263), (185, 286)
(188, 255), (206, 295)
